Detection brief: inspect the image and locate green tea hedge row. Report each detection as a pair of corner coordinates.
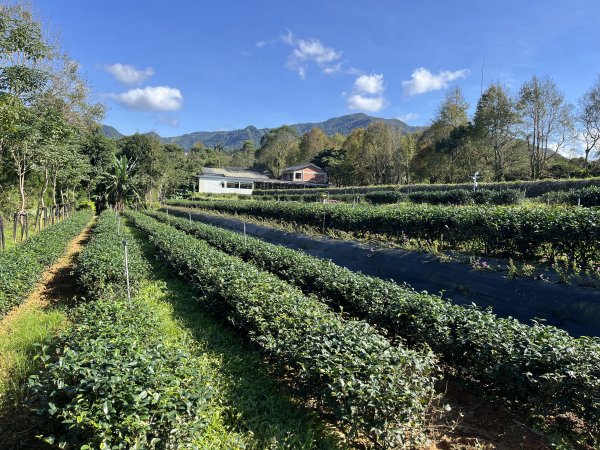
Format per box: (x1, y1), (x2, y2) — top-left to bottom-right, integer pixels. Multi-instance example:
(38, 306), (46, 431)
(0, 209), (93, 317)
(407, 188), (524, 205)
(254, 189), (523, 205)
(540, 185), (600, 207)
(77, 211), (148, 300)
(148, 209), (600, 435)
(252, 177), (600, 197)
(27, 211), (214, 448)
(165, 199), (600, 264)
(126, 210), (438, 447)
(28, 296), (214, 448)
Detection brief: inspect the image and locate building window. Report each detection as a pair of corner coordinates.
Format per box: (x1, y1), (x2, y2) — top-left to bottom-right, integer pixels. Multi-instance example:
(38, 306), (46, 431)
(240, 183), (253, 189)
(226, 181), (240, 189)
(295, 172), (302, 180)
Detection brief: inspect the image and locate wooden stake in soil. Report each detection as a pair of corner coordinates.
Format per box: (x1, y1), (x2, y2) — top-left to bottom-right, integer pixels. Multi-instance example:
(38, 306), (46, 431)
(0, 216), (4, 250)
(123, 240), (131, 301)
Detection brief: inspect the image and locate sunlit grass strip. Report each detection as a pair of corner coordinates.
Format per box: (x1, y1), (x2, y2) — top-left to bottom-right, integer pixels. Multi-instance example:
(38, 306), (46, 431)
(0, 307), (66, 401)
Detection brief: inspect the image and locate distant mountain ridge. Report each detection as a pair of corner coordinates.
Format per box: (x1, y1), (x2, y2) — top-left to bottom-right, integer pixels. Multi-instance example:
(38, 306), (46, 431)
(102, 113), (424, 151)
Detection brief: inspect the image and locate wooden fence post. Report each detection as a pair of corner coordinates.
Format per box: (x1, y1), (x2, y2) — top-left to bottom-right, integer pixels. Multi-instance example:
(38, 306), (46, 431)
(12, 213), (17, 242)
(0, 216), (4, 250)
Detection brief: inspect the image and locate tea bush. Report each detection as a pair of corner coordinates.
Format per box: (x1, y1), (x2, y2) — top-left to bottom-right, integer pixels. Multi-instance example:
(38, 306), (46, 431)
(126, 210), (439, 448)
(148, 209), (600, 436)
(165, 199), (600, 265)
(27, 211), (215, 448)
(77, 211), (148, 300)
(252, 177), (600, 197)
(0, 209), (93, 317)
(540, 185), (600, 207)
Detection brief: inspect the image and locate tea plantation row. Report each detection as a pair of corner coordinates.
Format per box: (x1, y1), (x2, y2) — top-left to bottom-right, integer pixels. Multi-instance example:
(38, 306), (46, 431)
(0, 209), (92, 317)
(148, 209), (600, 438)
(165, 199), (600, 265)
(251, 177), (600, 198)
(125, 210), (438, 448)
(27, 211), (216, 448)
(254, 188), (526, 205)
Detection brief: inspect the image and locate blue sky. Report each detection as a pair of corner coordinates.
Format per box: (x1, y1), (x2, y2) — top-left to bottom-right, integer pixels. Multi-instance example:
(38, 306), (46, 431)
(37, 0), (600, 137)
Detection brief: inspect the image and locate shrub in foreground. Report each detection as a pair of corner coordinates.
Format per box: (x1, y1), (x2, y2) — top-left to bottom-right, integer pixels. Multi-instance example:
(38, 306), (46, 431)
(27, 211), (213, 448)
(126, 210), (439, 448)
(150, 209), (600, 435)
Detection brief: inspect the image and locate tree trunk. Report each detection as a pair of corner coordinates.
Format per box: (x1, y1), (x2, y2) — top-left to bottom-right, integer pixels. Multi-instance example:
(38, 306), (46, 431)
(39, 167), (49, 209)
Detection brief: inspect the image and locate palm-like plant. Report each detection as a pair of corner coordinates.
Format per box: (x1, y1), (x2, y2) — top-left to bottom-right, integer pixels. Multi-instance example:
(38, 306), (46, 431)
(103, 155), (139, 211)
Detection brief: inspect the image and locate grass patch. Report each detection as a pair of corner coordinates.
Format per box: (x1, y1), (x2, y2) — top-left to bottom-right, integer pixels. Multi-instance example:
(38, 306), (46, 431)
(0, 307), (66, 402)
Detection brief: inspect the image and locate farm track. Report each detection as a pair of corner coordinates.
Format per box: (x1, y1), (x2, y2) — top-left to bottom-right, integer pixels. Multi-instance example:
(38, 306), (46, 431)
(164, 206), (600, 337)
(0, 220), (93, 449)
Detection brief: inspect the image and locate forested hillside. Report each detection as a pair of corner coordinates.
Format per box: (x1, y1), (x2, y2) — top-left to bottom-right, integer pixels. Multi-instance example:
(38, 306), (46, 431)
(104, 113), (422, 150)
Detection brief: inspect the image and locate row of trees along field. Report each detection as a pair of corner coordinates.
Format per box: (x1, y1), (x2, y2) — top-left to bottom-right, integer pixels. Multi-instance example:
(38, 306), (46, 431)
(195, 76), (600, 187)
(0, 3), (210, 215)
(3, 3), (600, 211)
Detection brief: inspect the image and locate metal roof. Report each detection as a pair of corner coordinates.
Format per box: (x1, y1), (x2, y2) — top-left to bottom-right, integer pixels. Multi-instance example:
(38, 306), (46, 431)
(282, 163), (325, 172)
(197, 167), (272, 180)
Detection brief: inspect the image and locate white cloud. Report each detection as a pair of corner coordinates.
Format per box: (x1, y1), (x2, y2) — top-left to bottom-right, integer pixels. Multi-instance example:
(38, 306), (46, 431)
(346, 73), (385, 112)
(323, 63), (343, 74)
(293, 39), (341, 64)
(255, 40), (267, 48)
(282, 32), (342, 78)
(109, 86), (183, 111)
(280, 29), (294, 45)
(104, 63), (154, 85)
(347, 94), (385, 113)
(397, 113), (419, 122)
(354, 73), (384, 95)
(402, 67), (469, 96)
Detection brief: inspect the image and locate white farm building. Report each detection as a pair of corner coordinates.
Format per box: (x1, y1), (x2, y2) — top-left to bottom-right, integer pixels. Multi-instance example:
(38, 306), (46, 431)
(195, 167), (272, 195)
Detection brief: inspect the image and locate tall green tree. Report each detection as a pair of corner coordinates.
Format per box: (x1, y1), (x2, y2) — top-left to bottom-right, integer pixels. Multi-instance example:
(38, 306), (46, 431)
(230, 140), (256, 167)
(473, 83), (519, 181)
(577, 75), (600, 168)
(311, 148), (347, 185)
(0, 3), (52, 212)
(415, 87), (470, 183)
(103, 155), (138, 211)
(364, 122), (395, 184)
(81, 129), (117, 199)
(117, 133), (163, 202)
(299, 127), (330, 162)
(341, 128), (368, 185)
(257, 126), (299, 177)
(517, 76), (575, 179)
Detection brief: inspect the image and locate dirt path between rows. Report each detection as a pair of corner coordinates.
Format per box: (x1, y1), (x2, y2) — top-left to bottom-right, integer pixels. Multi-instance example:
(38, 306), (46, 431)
(0, 220), (93, 449)
(0, 222), (93, 335)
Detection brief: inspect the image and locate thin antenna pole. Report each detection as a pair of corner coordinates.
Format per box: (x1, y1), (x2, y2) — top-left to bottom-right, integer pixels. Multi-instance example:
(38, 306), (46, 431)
(480, 57), (485, 95)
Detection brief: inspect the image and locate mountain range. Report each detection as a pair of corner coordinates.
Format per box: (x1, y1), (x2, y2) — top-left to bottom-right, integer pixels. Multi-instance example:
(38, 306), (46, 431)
(101, 113), (424, 151)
